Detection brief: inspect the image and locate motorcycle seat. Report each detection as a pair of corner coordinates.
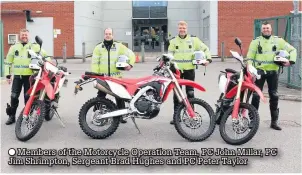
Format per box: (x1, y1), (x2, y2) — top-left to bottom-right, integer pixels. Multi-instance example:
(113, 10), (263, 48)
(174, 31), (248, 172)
(84, 71), (104, 77)
(225, 68), (237, 74)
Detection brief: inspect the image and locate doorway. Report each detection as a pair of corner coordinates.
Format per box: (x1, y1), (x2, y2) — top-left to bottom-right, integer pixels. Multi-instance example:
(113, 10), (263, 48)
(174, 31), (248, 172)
(26, 17), (54, 57)
(133, 21), (167, 52)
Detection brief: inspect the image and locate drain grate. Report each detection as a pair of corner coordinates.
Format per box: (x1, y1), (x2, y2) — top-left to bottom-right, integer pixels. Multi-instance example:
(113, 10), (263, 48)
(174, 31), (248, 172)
(263, 120), (301, 127)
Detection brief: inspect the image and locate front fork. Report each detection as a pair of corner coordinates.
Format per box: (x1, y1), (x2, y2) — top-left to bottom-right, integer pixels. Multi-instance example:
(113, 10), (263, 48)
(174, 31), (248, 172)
(23, 69), (45, 118)
(168, 69), (195, 118)
(231, 70), (244, 120)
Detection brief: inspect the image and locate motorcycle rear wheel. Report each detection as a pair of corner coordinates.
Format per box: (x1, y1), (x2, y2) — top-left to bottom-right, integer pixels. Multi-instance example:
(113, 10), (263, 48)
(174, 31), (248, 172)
(15, 100), (46, 142)
(219, 103), (260, 145)
(78, 97), (120, 139)
(173, 98), (216, 142)
(45, 103), (55, 121)
(45, 93), (60, 121)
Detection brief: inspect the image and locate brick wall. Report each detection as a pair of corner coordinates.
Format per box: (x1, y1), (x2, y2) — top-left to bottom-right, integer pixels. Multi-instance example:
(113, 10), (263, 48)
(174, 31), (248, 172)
(2, 1), (74, 58)
(218, 1), (294, 57)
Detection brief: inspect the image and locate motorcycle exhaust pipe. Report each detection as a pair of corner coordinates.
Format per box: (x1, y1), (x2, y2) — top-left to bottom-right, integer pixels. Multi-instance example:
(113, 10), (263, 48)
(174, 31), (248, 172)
(96, 109), (131, 119)
(92, 80), (118, 98)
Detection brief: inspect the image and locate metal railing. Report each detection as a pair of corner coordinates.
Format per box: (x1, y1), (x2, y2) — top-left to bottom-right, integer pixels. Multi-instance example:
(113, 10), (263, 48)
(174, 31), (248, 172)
(1, 21), (4, 77)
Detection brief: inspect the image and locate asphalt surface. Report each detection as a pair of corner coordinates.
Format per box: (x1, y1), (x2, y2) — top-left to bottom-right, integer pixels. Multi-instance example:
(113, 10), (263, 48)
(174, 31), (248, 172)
(1, 59), (301, 173)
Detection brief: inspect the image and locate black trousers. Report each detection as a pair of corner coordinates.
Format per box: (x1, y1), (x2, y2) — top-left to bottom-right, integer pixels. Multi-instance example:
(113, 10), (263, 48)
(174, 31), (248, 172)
(173, 69), (195, 112)
(251, 70), (279, 112)
(97, 91), (125, 109)
(10, 75), (31, 116)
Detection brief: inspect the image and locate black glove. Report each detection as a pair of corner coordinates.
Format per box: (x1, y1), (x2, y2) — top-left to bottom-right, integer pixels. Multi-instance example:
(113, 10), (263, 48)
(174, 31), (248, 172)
(274, 60), (285, 66)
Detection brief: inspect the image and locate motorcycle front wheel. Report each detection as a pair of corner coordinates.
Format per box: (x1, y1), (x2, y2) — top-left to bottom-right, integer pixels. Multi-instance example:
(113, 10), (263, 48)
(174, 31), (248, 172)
(15, 100), (46, 142)
(173, 98), (216, 142)
(219, 103), (260, 145)
(78, 97), (120, 139)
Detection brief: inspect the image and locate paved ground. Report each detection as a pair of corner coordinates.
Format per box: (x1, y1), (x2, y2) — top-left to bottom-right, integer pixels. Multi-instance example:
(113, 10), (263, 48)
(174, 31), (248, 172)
(1, 58), (301, 173)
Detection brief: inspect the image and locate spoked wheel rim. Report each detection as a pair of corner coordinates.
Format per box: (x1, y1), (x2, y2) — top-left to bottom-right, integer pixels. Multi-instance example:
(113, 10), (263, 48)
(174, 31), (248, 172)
(223, 109), (252, 140)
(177, 104), (210, 137)
(219, 103), (260, 145)
(86, 102), (114, 131)
(19, 105), (41, 137)
(174, 98), (216, 142)
(78, 97), (120, 139)
(181, 110), (203, 129)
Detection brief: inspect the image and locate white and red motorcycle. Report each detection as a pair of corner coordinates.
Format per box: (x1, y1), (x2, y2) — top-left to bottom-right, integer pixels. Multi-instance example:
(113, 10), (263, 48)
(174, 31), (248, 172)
(15, 36), (70, 142)
(74, 54), (216, 142)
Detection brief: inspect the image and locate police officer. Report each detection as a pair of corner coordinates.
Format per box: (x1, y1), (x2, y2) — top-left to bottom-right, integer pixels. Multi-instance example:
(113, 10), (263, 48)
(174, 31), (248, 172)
(91, 28), (135, 124)
(168, 21), (212, 125)
(4, 28), (46, 125)
(247, 21), (297, 130)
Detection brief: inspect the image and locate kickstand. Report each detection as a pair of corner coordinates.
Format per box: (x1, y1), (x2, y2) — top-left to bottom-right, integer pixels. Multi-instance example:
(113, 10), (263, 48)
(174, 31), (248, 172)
(54, 108), (66, 128)
(131, 117), (141, 134)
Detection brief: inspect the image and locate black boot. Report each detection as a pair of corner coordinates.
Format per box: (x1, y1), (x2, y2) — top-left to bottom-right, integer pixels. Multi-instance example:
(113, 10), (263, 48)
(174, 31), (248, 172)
(120, 116), (127, 124)
(5, 115), (15, 125)
(170, 105), (179, 125)
(270, 108), (282, 130)
(170, 115), (175, 125)
(5, 103), (16, 125)
(170, 103), (185, 125)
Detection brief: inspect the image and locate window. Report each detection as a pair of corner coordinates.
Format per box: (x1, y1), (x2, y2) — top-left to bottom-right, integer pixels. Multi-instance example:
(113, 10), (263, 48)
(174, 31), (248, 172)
(133, 1), (167, 7)
(203, 16), (210, 40)
(132, 0), (167, 18)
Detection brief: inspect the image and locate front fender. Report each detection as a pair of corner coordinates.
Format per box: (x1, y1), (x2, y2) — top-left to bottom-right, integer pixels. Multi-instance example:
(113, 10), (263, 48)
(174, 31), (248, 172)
(41, 79), (55, 100)
(27, 82), (44, 95)
(27, 79), (54, 100)
(225, 81), (266, 102)
(177, 79), (206, 92)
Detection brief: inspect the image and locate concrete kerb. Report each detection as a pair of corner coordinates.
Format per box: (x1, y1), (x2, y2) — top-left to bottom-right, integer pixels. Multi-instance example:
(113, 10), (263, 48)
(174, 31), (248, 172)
(263, 93), (302, 102)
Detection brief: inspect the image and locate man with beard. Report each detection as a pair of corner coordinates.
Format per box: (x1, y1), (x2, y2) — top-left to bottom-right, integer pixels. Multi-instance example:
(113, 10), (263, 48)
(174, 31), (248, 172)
(246, 21), (297, 130)
(4, 29), (47, 125)
(91, 28), (135, 124)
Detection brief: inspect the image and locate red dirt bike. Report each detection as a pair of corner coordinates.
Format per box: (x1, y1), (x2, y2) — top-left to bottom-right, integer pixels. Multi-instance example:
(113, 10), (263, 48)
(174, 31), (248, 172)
(15, 36), (70, 142)
(214, 37), (266, 145)
(74, 54), (216, 142)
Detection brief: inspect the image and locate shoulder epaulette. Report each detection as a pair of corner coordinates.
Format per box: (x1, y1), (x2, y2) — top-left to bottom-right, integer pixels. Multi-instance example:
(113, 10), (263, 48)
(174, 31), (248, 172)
(253, 36), (260, 40)
(96, 41), (103, 46)
(170, 37), (176, 40)
(114, 40), (120, 43)
(274, 36), (281, 38)
(190, 35), (196, 37)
